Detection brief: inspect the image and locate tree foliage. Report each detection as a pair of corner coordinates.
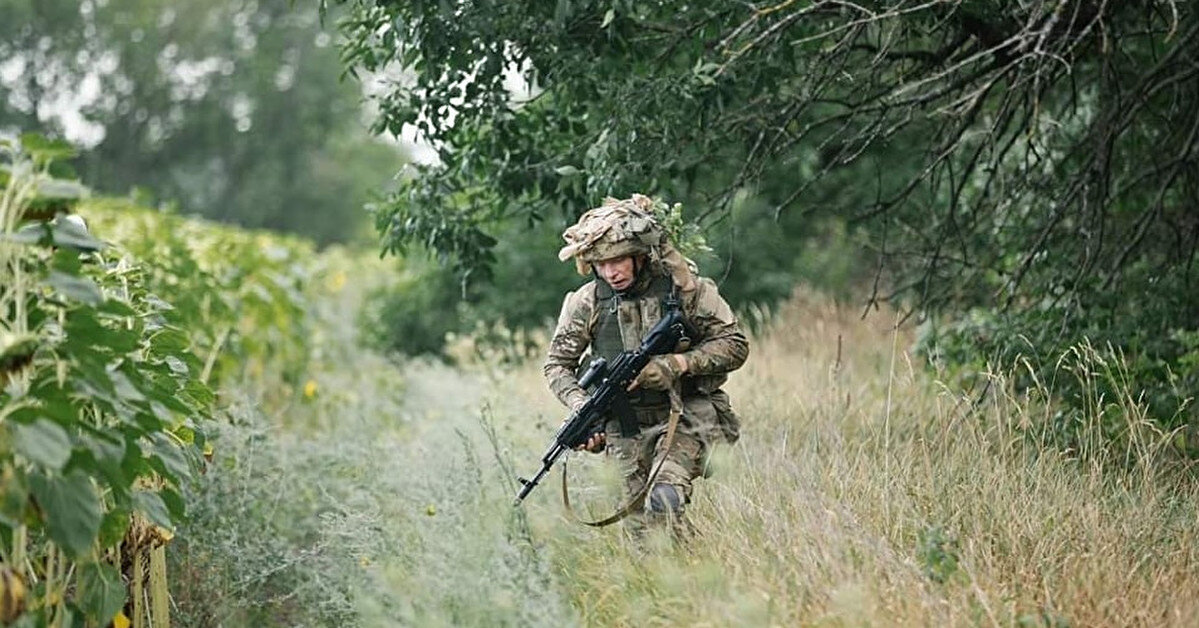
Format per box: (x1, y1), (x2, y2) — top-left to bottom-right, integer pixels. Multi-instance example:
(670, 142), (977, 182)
(0, 0), (405, 245)
(334, 0), (1194, 300)
(335, 0), (1198, 420)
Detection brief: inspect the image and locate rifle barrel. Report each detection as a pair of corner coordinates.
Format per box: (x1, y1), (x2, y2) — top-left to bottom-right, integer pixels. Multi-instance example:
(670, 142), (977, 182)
(515, 443), (564, 503)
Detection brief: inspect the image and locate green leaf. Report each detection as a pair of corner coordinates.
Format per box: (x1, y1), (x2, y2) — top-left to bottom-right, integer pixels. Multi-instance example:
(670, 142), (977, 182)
(70, 356), (119, 406)
(132, 490), (172, 530)
(148, 328), (190, 354)
(183, 380), (215, 407)
(120, 444), (152, 484)
(29, 471), (103, 558)
(147, 433), (191, 484)
(173, 425), (196, 445)
(163, 355), (189, 376)
(17, 381), (77, 424)
(1, 224), (49, 246)
(35, 177), (88, 201)
(78, 430), (127, 476)
(94, 299), (137, 318)
(20, 133), (77, 163)
(65, 310), (140, 353)
(554, 165), (581, 177)
(109, 369), (146, 403)
(0, 468), (29, 528)
(11, 419), (73, 471)
(98, 506), (131, 549)
(160, 487), (185, 521)
(45, 271), (103, 305)
(78, 561), (126, 621)
(79, 429), (125, 459)
(49, 217), (105, 251)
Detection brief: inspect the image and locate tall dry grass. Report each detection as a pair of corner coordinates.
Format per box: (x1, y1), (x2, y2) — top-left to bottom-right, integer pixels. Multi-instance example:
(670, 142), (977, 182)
(494, 289), (1199, 627)
(176, 276), (1198, 626)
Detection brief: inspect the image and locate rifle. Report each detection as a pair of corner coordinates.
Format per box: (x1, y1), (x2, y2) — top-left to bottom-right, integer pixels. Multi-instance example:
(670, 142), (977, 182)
(515, 305), (686, 503)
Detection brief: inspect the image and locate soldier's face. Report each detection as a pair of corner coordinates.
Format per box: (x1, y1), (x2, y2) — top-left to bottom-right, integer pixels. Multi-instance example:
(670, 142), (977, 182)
(595, 255), (636, 291)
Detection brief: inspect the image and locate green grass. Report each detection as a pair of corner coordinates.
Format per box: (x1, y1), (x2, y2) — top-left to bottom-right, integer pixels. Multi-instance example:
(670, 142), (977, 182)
(174, 280), (1199, 626)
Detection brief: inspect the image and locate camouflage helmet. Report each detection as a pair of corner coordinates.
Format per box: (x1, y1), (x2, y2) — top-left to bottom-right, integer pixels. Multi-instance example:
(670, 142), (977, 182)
(558, 195), (664, 274)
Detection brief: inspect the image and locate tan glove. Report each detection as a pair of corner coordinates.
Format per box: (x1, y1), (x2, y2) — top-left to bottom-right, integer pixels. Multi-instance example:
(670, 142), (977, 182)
(631, 354), (687, 391)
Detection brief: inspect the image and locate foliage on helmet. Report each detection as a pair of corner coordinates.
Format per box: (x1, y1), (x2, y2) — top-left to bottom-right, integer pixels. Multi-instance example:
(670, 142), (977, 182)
(558, 194), (709, 277)
(643, 196), (711, 263)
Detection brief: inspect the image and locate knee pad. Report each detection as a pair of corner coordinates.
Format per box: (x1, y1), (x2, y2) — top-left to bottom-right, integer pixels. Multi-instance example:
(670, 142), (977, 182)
(648, 483), (683, 515)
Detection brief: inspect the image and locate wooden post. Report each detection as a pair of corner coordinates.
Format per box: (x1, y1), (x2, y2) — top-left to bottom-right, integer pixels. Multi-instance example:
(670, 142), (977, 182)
(149, 546), (169, 627)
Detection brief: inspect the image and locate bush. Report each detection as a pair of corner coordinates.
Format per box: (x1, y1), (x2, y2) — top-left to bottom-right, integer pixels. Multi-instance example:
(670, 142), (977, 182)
(169, 406), (367, 627)
(918, 264), (1199, 455)
(359, 260), (465, 358)
(359, 218), (580, 361)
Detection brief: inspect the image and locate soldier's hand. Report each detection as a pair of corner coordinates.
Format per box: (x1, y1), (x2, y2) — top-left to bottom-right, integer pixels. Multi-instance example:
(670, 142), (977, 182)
(574, 431), (606, 453)
(629, 354), (687, 391)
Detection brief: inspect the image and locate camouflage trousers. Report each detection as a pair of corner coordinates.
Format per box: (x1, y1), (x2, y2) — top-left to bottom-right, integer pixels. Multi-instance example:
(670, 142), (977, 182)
(604, 394), (724, 536)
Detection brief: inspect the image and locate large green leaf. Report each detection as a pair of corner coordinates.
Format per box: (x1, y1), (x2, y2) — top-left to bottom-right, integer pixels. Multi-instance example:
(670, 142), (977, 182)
(159, 486), (186, 521)
(183, 379), (215, 406)
(77, 431), (126, 468)
(98, 506), (130, 549)
(65, 310), (140, 353)
(75, 430), (129, 494)
(29, 471), (103, 558)
(77, 561), (126, 622)
(11, 419), (73, 471)
(119, 441), (153, 484)
(108, 369), (146, 404)
(145, 433), (190, 484)
(35, 177), (89, 201)
(132, 490), (171, 530)
(20, 133), (77, 163)
(94, 299), (136, 318)
(69, 356), (120, 409)
(45, 271), (103, 305)
(24, 384), (79, 424)
(0, 224), (45, 245)
(147, 328), (190, 354)
(0, 469), (29, 528)
(48, 217), (105, 251)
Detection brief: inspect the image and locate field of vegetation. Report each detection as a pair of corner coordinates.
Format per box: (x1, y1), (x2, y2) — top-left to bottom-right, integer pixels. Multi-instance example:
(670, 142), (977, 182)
(6, 1), (1199, 621)
(357, 293), (1198, 627)
(193, 276), (1199, 627)
(191, 256), (1199, 627)
(4, 132), (1198, 627)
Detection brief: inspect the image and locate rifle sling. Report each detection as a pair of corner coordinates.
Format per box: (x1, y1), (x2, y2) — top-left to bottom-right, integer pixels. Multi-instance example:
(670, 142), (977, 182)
(561, 385), (683, 528)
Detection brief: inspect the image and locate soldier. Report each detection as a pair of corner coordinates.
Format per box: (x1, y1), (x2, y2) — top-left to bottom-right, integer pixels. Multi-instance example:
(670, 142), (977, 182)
(545, 194), (749, 535)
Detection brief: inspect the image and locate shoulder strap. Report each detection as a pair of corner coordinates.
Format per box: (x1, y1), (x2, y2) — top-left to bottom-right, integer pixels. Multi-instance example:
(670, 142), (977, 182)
(587, 279), (609, 335)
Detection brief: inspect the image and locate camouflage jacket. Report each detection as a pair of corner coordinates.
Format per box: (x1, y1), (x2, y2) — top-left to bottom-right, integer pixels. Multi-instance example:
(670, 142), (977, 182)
(543, 266), (749, 410)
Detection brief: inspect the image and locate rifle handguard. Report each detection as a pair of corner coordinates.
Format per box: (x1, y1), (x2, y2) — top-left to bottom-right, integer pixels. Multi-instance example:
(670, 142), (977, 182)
(514, 308), (686, 503)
